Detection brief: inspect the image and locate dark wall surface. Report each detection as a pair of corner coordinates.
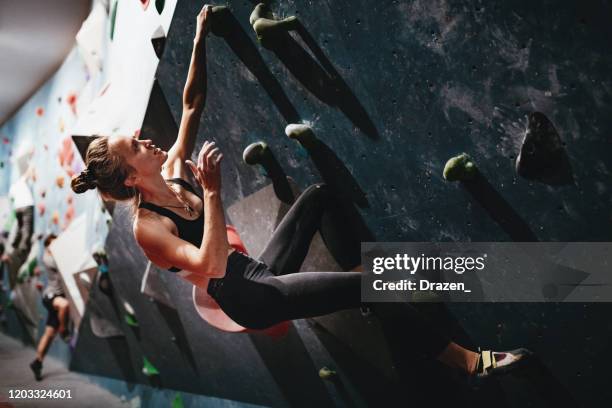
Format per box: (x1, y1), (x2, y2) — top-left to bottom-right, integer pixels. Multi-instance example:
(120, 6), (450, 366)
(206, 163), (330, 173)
(73, 1), (612, 407)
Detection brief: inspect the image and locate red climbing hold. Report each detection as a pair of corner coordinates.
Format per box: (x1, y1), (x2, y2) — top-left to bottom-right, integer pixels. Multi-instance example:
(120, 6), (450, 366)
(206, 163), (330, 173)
(67, 92), (78, 115)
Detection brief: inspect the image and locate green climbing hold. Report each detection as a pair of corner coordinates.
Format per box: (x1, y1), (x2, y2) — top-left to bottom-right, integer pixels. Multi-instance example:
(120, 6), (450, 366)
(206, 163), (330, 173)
(285, 123), (318, 149)
(155, 0), (165, 14)
(110, 0), (118, 41)
(142, 357), (159, 376)
(124, 313), (138, 327)
(171, 393), (184, 408)
(443, 153), (478, 182)
(209, 6), (231, 37)
(318, 366), (337, 380)
(250, 3), (298, 43)
(242, 141), (269, 165)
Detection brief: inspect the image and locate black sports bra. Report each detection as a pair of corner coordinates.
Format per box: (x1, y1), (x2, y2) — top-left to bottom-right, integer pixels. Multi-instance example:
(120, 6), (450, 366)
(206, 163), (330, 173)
(138, 178), (203, 272)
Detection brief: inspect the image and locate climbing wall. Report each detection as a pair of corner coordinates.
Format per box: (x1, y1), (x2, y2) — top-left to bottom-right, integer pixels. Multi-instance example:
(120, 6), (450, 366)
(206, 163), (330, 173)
(152, 1), (612, 406)
(1, 0), (611, 407)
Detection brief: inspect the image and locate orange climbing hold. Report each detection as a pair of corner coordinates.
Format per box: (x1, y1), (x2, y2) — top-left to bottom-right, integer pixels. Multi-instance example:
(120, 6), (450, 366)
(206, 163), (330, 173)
(67, 92), (78, 115)
(56, 176), (65, 188)
(51, 210), (60, 225)
(36, 107), (44, 116)
(58, 137), (76, 176)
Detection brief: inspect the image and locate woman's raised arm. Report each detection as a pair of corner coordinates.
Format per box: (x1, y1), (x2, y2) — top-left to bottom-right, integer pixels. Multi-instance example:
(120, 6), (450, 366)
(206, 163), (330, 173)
(164, 5), (212, 179)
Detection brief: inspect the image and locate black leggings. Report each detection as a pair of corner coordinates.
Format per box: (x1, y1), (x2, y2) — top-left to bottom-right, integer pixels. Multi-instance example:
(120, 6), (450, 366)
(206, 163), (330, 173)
(208, 184), (449, 355)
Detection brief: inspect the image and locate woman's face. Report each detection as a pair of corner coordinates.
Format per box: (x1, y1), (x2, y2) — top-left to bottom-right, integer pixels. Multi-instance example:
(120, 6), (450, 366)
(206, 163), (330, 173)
(109, 135), (168, 180)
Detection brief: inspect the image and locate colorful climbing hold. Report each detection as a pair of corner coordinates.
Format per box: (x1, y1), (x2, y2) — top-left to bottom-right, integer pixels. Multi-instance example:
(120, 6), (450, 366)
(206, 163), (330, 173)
(142, 357), (159, 376)
(249, 3), (298, 43)
(56, 175), (65, 188)
(59, 118), (65, 133)
(140, 0), (150, 10)
(66, 92), (78, 115)
(2, 138), (9, 144)
(51, 210), (60, 225)
(318, 366), (337, 380)
(171, 393), (184, 408)
(37, 202), (46, 216)
(286, 123), (317, 149)
(110, 0), (118, 41)
(443, 153), (478, 182)
(242, 141), (269, 165)
(36, 107), (44, 116)
(58, 137), (76, 176)
(124, 313), (139, 327)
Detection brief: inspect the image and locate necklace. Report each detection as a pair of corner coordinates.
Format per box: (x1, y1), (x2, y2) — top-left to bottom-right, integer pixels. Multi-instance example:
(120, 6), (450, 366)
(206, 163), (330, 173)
(160, 186), (194, 217)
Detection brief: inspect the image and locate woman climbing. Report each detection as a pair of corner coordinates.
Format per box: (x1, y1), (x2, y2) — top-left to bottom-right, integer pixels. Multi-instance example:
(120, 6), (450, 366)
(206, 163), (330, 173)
(71, 5), (530, 379)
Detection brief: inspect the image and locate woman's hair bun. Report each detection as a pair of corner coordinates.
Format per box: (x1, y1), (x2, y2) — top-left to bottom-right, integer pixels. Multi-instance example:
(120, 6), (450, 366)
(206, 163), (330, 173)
(71, 168), (96, 194)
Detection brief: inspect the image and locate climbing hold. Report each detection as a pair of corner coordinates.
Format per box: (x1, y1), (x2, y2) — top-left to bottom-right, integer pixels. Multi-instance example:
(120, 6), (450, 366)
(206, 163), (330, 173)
(154, 0), (164, 14)
(140, 0), (150, 10)
(318, 366), (337, 380)
(443, 153), (478, 182)
(59, 118), (65, 133)
(36, 107), (44, 117)
(150, 26), (166, 59)
(2, 138), (9, 144)
(110, 0), (118, 41)
(515, 112), (573, 185)
(249, 3), (298, 43)
(124, 313), (138, 327)
(171, 393), (184, 408)
(285, 123), (317, 149)
(51, 210), (60, 225)
(66, 92), (78, 115)
(142, 357), (159, 376)
(208, 6), (231, 37)
(123, 300), (138, 326)
(242, 141), (269, 165)
(56, 175), (65, 188)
